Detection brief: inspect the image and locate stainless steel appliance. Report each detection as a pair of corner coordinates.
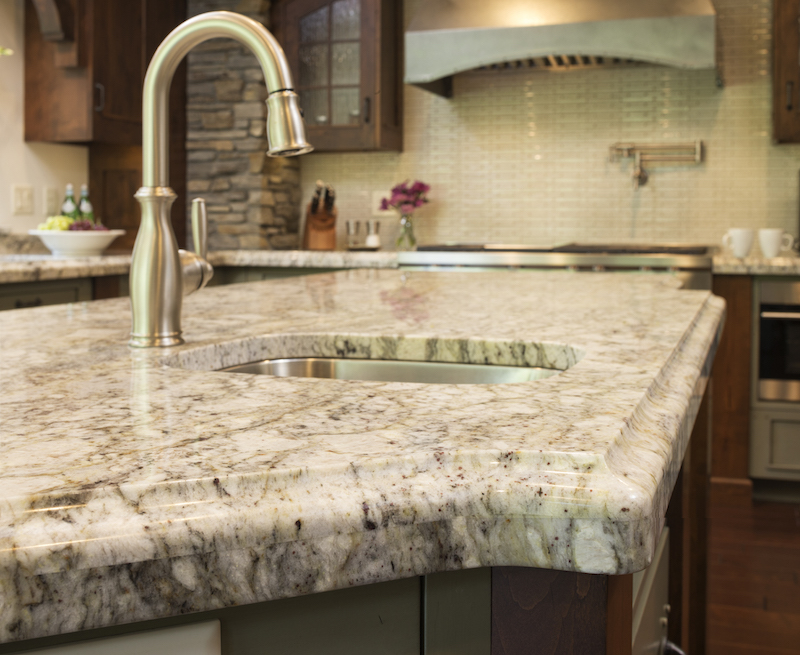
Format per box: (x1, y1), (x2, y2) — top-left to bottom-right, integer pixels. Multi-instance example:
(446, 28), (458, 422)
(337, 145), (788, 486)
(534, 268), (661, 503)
(398, 243), (714, 290)
(751, 278), (800, 482)
(757, 280), (800, 402)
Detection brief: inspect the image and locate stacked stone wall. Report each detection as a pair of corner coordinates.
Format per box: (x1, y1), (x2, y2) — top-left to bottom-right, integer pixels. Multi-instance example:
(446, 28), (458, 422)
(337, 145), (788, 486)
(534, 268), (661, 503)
(186, 0), (301, 250)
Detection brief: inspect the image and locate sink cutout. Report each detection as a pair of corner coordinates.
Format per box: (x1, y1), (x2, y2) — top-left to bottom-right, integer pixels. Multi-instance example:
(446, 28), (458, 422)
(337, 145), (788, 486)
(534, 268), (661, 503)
(221, 357), (561, 384)
(164, 334), (584, 384)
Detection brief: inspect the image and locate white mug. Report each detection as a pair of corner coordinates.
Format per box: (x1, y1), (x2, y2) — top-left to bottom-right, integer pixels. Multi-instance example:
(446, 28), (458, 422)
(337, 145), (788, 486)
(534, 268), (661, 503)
(758, 228), (794, 258)
(722, 228), (755, 258)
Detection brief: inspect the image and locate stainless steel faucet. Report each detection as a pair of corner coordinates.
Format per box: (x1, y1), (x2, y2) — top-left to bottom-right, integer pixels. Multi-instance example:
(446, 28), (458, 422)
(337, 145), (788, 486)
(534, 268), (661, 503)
(129, 11), (313, 348)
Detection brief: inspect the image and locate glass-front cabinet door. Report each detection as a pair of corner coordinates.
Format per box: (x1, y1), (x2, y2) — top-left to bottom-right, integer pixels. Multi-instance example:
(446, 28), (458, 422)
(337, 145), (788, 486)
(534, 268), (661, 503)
(279, 0), (402, 152)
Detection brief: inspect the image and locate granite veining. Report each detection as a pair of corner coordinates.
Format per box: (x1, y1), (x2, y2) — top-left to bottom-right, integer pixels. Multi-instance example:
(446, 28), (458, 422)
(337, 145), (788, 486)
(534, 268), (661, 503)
(0, 269), (724, 643)
(0, 250), (398, 284)
(0, 254), (132, 284)
(713, 254), (800, 275)
(207, 249), (398, 269)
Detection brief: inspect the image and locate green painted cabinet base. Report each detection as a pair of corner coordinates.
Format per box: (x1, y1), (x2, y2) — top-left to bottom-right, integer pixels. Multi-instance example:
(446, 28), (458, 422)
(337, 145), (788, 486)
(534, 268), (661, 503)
(0, 279), (93, 311)
(1, 572), (491, 655)
(208, 267), (343, 285)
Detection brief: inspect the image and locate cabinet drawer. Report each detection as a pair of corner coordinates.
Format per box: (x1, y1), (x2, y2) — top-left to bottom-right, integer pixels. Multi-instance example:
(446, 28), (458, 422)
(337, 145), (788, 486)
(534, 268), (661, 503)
(0, 279), (92, 311)
(7, 621), (220, 655)
(751, 408), (800, 480)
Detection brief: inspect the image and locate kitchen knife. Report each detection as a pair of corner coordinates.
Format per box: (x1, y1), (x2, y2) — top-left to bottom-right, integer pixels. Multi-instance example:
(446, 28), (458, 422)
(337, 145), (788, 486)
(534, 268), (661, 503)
(310, 180), (324, 213)
(324, 184), (335, 212)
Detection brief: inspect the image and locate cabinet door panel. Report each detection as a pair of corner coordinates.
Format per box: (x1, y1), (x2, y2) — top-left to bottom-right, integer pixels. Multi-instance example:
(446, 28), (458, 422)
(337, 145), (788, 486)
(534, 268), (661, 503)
(279, 0), (401, 152)
(774, 0), (800, 142)
(24, 0), (92, 142)
(91, 0), (144, 144)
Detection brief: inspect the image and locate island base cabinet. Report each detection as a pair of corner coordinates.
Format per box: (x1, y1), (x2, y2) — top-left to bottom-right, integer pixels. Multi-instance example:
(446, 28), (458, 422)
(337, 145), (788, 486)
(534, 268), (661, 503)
(0, 279), (92, 311)
(492, 530), (670, 655)
(7, 622), (220, 655)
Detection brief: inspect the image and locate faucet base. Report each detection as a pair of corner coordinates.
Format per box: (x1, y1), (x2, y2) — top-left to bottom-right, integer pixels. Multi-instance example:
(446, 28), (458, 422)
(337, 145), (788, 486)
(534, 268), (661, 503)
(129, 333), (185, 348)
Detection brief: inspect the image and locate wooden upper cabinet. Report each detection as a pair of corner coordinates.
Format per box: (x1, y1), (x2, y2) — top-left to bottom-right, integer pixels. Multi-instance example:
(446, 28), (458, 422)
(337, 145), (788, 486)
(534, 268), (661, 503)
(774, 0), (800, 142)
(274, 0), (403, 152)
(24, 0), (180, 145)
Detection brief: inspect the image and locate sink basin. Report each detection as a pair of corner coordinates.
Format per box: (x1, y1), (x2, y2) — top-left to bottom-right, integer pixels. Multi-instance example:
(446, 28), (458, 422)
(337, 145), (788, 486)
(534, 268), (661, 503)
(221, 357), (561, 384)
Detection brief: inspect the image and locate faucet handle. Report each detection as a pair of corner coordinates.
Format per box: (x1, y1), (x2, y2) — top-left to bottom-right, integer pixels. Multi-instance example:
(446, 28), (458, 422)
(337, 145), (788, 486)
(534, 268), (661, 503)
(191, 197), (208, 258)
(179, 197), (213, 297)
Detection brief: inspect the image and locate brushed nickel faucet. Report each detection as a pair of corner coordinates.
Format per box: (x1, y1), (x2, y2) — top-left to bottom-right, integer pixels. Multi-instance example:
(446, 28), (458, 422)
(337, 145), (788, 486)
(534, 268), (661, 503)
(129, 11), (313, 348)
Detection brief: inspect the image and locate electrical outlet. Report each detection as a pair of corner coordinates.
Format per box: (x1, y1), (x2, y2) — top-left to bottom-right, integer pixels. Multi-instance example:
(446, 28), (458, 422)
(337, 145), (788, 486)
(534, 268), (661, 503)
(12, 185), (34, 215)
(371, 190), (393, 217)
(44, 187), (59, 216)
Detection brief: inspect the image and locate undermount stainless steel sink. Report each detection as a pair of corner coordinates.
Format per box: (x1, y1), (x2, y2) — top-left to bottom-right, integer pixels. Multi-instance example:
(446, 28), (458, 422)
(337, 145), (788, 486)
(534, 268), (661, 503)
(221, 357), (561, 384)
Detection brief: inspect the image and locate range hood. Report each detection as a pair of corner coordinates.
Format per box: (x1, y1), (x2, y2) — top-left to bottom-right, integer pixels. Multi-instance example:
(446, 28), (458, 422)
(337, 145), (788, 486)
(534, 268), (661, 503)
(405, 0), (717, 96)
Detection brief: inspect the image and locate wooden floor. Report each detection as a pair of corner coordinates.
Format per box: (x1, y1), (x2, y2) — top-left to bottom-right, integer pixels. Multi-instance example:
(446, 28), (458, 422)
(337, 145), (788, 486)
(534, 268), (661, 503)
(707, 483), (800, 655)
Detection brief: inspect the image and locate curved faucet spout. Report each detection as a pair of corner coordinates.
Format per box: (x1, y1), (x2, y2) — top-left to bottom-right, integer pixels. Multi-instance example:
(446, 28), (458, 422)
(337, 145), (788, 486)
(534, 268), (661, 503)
(143, 10), (312, 187)
(130, 11), (313, 348)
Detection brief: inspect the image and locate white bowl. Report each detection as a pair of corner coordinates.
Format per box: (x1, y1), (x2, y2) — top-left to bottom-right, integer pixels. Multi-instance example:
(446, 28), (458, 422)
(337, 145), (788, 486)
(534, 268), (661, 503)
(29, 229), (125, 257)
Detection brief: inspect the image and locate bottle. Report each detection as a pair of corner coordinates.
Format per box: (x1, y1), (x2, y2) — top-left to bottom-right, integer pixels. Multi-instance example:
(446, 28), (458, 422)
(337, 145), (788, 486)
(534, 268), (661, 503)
(61, 183), (78, 219)
(78, 184), (95, 224)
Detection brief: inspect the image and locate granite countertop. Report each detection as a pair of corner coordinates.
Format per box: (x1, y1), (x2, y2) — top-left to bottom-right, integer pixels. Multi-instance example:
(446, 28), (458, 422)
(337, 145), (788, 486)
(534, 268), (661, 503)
(6, 247), (800, 285)
(712, 254), (800, 275)
(0, 250), (399, 284)
(0, 269), (724, 644)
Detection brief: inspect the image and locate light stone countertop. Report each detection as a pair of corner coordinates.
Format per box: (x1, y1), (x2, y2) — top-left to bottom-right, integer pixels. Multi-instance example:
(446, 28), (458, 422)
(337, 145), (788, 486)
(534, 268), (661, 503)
(0, 250), (399, 284)
(6, 249), (800, 285)
(0, 269), (724, 644)
(712, 254), (800, 275)
(0, 254), (133, 284)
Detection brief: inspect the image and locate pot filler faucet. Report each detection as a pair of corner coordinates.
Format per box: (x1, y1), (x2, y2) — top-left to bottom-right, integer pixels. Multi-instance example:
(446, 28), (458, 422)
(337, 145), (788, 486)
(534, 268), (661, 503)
(129, 11), (313, 348)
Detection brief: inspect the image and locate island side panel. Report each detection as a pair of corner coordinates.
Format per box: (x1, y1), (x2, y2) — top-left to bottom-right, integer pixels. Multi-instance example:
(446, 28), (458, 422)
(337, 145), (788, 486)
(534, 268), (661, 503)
(491, 568), (619, 655)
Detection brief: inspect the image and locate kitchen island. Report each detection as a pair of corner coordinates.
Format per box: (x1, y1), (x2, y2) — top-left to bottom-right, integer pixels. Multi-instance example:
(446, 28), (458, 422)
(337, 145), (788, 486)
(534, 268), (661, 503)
(0, 269), (724, 653)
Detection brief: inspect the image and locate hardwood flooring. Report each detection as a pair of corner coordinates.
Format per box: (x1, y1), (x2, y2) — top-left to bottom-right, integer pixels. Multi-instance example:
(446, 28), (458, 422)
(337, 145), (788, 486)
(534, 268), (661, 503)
(707, 483), (800, 655)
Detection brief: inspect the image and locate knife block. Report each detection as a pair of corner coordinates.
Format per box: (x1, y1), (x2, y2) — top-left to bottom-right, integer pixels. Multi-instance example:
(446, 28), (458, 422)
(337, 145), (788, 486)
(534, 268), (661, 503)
(302, 203), (337, 251)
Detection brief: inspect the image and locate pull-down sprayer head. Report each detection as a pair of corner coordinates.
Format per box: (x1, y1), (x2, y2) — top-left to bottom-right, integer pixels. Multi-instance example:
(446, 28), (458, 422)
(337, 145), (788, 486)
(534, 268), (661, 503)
(266, 90), (314, 157)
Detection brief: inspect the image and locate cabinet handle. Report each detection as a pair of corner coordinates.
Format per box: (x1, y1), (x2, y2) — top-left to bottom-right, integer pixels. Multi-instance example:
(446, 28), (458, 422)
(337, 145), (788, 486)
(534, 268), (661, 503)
(94, 83), (105, 112)
(761, 311), (800, 319)
(15, 298), (43, 309)
(363, 97), (371, 124)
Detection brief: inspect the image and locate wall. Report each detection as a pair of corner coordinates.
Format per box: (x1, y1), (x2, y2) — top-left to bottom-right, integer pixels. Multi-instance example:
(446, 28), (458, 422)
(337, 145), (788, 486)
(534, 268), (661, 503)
(186, 0), (302, 250)
(301, 0), (800, 248)
(0, 0), (88, 234)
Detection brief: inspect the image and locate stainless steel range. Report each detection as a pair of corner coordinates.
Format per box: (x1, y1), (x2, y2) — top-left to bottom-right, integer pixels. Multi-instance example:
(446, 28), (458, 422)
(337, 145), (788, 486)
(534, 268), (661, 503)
(398, 243), (714, 290)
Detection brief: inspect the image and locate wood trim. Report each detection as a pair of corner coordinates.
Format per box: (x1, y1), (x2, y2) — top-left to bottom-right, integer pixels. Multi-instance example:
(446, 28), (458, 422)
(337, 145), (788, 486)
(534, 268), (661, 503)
(773, 0), (800, 142)
(710, 275), (753, 479)
(685, 391), (710, 655)
(491, 568), (610, 655)
(606, 575), (633, 655)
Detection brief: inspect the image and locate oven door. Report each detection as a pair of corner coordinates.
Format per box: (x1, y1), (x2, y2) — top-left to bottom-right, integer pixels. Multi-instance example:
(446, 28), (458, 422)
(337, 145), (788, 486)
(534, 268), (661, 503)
(759, 283), (800, 402)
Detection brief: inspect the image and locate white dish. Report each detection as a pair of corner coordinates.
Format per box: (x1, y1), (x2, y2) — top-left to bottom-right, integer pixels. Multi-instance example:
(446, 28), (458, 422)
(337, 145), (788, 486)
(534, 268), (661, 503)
(29, 229), (125, 257)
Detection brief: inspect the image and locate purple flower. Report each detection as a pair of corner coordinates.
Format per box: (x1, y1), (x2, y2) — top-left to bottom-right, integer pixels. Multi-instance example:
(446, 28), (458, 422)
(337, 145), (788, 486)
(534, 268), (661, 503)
(381, 179), (430, 217)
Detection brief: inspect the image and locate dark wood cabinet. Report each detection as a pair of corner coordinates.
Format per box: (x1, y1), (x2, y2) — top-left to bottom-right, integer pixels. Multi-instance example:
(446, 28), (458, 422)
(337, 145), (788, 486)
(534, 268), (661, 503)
(273, 0), (403, 152)
(24, 0), (168, 145)
(774, 0), (800, 142)
(25, 0), (187, 249)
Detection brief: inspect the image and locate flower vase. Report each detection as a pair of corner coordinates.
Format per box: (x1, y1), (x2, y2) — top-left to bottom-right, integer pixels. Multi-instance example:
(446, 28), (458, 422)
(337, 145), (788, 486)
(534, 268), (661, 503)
(396, 215), (417, 251)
